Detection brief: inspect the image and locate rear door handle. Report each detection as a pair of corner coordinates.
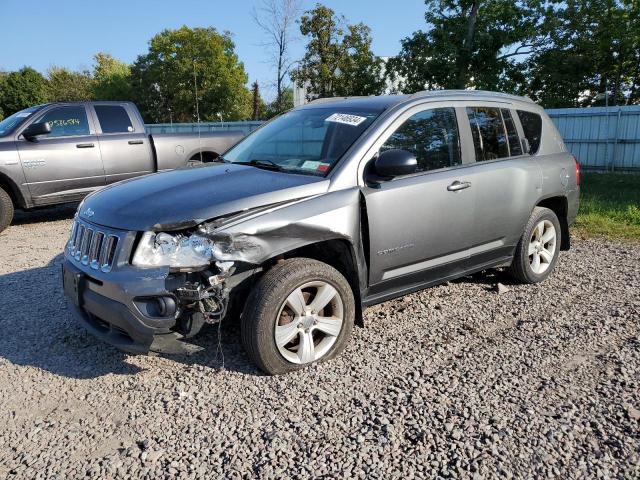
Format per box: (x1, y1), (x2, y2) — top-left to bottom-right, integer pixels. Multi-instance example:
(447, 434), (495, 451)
(447, 180), (472, 192)
(76, 143), (95, 148)
(128, 140), (144, 145)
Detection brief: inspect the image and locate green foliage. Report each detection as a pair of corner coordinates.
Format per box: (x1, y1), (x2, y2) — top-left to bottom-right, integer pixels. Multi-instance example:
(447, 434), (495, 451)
(390, 0), (640, 108)
(47, 67), (94, 102)
(388, 0), (546, 92)
(92, 52), (133, 101)
(524, 0), (640, 107)
(576, 173), (640, 240)
(0, 67), (49, 117)
(251, 81), (267, 120)
(131, 26), (252, 123)
(265, 87), (293, 118)
(292, 4), (385, 99)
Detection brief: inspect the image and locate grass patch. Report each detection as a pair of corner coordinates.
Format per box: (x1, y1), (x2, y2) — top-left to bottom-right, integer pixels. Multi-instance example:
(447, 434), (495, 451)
(575, 173), (640, 240)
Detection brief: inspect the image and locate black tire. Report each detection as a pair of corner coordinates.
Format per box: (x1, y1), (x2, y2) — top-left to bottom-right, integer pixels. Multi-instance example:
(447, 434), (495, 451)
(241, 258), (355, 375)
(508, 207), (562, 284)
(0, 186), (14, 234)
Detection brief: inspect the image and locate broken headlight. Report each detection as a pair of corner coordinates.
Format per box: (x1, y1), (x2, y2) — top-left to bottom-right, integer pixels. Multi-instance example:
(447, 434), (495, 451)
(132, 232), (214, 270)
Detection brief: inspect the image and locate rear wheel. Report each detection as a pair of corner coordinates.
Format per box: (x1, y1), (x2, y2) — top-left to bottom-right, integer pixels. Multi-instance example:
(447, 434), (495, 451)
(241, 258), (355, 375)
(0, 187), (14, 234)
(508, 207), (562, 283)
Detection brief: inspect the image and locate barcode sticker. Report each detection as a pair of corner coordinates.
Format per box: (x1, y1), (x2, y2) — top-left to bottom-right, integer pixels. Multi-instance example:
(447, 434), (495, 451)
(325, 113), (367, 127)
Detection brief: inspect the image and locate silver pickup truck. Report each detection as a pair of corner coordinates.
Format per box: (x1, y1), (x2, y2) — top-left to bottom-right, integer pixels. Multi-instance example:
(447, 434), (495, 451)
(0, 101), (243, 232)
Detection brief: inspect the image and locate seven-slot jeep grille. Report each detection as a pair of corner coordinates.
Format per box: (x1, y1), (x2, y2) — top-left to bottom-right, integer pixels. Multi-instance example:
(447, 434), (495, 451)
(67, 219), (120, 272)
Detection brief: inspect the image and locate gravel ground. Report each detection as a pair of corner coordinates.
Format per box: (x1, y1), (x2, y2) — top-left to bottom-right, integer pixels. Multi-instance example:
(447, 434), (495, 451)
(0, 205), (639, 479)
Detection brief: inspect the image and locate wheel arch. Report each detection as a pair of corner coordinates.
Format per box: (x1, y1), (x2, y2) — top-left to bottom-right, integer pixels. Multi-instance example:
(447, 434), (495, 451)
(260, 238), (365, 327)
(187, 150), (220, 162)
(536, 195), (570, 250)
(0, 172), (26, 209)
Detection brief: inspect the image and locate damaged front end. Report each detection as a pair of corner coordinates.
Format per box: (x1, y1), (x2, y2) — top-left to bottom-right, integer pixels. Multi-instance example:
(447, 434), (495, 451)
(131, 225), (262, 341)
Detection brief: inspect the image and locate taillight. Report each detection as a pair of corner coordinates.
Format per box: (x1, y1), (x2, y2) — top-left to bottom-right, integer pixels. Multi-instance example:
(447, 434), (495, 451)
(573, 155), (581, 186)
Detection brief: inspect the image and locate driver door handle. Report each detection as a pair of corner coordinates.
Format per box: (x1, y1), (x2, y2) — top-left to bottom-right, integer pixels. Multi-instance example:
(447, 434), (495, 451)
(447, 180), (472, 192)
(76, 143), (95, 148)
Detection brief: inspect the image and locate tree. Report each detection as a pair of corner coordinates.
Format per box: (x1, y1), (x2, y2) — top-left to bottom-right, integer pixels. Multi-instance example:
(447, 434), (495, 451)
(387, 0), (547, 93)
(251, 81), (266, 120)
(131, 26), (252, 123)
(92, 52), (133, 101)
(291, 4), (385, 100)
(265, 87), (293, 118)
(47, 67), (94, 102)
(0, 67), (49, 117)
(252, 0), (301, 114)
(0, 72), (6, 120)
(334, 23), (385, 97)
(523, 0), (640, 107)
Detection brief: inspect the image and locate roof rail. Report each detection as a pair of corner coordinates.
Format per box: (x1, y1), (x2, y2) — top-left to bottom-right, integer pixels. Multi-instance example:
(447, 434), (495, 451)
(408, 89), (535, 103)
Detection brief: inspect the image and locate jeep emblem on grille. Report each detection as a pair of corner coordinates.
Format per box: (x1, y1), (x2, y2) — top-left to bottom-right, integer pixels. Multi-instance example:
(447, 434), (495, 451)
(83, 208), (95, 218)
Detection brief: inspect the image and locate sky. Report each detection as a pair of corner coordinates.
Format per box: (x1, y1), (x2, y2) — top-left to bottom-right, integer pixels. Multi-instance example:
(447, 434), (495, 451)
(0, 0), (427, 101)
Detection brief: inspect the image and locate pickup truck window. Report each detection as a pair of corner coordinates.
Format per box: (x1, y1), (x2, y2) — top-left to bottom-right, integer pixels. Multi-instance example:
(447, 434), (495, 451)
(467, 107), (509, 161)
(94, 105), (134, 133)
(224, 107), (381, 176)
(517, 110), (543, 155)
(34, 106), (90, 137)
(0, 106), (42, 137)
(381, 107), (461, 172)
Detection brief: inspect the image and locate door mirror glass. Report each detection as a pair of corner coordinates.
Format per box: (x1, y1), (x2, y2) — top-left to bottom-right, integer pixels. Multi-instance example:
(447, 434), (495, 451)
(22, 122), (51, 141)
(375, 149), (418, 177)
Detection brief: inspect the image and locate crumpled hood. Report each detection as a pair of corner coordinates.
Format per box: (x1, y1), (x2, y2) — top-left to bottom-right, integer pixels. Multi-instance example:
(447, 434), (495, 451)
(80, 163), (329, 231)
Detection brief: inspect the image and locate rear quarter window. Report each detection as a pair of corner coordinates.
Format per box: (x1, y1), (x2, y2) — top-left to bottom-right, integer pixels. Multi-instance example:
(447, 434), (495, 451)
(517, 110), (543, 155)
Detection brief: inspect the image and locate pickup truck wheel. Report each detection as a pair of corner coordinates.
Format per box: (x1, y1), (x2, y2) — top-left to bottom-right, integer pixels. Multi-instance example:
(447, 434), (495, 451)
(0, 186), (14, 234)
(241, 258), (355, 375)
(508, 207), (562, 284)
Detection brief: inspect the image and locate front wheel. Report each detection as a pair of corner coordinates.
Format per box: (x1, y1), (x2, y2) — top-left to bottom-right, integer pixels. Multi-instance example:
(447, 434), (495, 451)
(508, 207), (562, 284)
(241, 258), (355, 375)
(0, 186), (14, 234)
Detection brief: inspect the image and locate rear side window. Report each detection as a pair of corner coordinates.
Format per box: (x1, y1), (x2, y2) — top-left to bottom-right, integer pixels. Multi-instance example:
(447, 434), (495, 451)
(94, 105), (134, 134)
(381, 107), (462, 172)
(467, 107), (509, 161)
(517, 110), (542, 154)
(34, 106), (90, 137)
(501, 109), (523, 156)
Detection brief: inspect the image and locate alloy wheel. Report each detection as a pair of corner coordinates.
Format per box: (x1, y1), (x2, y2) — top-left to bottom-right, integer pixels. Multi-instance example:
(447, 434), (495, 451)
(274, 281), (344, 364)
(528, 220), (557, 274)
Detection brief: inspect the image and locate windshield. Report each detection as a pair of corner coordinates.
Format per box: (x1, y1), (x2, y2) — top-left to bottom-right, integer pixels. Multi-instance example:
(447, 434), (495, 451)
(0, 106), (44, 137)
(223, 107), (381, 176)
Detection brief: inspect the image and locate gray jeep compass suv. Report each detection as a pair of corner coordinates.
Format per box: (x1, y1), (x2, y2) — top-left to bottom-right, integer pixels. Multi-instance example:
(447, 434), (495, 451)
(62, 90), (580, 375)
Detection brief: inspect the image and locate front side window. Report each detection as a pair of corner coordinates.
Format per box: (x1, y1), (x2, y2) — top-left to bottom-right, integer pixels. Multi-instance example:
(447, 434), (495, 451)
(381, 107), (462, 172)
(33, 106), (90, 137)
(224, 107), (381, 176)
(517, 110), (543, 155)
(467, 107), (509, 161)
(94, 105), (134, 133)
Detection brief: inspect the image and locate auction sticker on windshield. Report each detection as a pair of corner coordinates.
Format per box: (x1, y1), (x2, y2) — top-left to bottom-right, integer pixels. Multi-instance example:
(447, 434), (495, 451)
(325, 113), (367, 127)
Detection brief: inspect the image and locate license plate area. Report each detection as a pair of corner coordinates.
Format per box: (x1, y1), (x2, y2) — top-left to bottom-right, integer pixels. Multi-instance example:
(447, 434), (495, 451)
(63, 264), (85, 307)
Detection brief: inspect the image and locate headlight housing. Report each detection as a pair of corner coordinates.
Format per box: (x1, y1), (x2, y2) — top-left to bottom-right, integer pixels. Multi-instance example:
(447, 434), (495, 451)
(132, 231), (215, 270)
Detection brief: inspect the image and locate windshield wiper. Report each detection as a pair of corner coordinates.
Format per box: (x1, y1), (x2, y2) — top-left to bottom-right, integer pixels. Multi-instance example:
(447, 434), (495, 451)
(235, 159), (285, 172)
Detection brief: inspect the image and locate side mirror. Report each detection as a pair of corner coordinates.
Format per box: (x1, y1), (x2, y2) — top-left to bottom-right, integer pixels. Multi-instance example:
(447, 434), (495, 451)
(521, 137), (531, 154)
(23, 122), (51, 141)
(375, 149), (418, 178)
